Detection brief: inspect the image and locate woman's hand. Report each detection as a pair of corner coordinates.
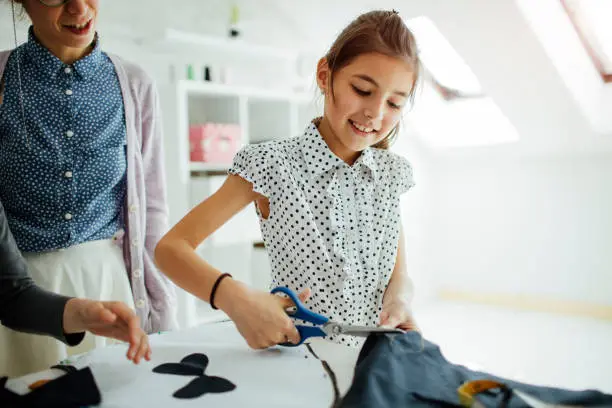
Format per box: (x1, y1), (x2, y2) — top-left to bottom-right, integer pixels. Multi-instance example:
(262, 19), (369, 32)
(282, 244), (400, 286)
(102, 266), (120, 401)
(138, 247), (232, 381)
(63, 298), (151, 364)
(217, 281), (312, 349)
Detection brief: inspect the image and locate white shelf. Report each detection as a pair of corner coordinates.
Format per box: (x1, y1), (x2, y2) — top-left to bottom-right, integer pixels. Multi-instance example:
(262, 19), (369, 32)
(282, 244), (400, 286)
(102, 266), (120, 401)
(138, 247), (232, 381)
(164, 28), (299, 61)
(179, 80), (312, 103)
(190, 162), (230, 173)
(163, 28), (321, 317)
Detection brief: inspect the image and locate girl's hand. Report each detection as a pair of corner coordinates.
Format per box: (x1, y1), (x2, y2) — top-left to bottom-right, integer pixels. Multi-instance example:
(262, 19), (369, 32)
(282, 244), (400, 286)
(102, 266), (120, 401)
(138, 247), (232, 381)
(379, 297), (419, 332)
(218, 281), (312, 349)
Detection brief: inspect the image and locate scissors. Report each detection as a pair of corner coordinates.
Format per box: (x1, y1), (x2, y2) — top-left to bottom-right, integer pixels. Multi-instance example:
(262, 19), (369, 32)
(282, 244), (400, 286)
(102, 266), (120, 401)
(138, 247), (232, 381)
(271, 286), (405, 347)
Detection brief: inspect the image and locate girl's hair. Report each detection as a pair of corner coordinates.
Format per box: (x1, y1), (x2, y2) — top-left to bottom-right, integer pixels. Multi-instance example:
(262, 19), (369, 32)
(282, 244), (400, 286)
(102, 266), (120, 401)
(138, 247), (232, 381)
(323, 10), (421, 149)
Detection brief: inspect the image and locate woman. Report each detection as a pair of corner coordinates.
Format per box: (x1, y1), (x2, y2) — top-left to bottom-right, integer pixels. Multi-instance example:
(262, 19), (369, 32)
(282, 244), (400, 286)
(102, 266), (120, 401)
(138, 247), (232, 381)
(0, 0), (176, 376)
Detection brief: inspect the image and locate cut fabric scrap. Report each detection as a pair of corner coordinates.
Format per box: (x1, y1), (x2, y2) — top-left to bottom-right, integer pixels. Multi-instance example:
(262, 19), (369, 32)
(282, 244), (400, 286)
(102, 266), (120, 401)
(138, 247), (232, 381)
(174, 375), (236, 399)
(153, 353), (236, 399)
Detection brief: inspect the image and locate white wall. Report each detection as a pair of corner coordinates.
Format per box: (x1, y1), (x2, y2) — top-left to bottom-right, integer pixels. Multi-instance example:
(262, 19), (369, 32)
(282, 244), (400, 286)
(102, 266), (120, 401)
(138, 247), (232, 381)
(392, 127), (438, 305)
(423, 153), (612, 305)
(3, 0), (610, 312)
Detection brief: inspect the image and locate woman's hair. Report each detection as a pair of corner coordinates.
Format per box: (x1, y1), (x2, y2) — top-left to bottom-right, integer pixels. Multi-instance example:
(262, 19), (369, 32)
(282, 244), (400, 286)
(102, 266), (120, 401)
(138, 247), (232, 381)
(323, 10), (421, 149)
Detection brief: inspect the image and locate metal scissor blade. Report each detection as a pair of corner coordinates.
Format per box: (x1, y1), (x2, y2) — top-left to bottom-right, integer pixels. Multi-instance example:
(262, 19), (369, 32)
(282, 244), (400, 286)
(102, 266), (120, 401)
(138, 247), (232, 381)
(325, 323), (405, 337)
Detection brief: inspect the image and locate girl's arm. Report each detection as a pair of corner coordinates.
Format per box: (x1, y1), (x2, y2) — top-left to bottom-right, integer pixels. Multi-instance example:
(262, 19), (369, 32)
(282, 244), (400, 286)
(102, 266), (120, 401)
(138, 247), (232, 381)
(380, 224), (418, 330)
(155, 175), (308, 348)
(155, 175), (257, 304)
(385, 225), (414, 303)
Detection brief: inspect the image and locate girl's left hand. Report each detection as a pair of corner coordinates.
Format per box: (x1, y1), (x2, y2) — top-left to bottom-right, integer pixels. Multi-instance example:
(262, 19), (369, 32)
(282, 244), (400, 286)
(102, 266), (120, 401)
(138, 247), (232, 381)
(379, 298), (419, 331)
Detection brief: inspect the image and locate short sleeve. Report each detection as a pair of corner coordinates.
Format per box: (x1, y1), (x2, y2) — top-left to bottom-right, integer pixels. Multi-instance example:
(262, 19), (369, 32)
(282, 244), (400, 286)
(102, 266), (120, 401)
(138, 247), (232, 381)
(228, 143), (276, 198)
(394, 155), (415, 195)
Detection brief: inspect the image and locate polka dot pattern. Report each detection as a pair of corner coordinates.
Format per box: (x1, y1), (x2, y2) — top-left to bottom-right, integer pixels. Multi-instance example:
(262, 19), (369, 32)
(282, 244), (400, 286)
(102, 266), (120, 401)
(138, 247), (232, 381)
(229, 122), (414, 347)
(0, 27), (127, 252)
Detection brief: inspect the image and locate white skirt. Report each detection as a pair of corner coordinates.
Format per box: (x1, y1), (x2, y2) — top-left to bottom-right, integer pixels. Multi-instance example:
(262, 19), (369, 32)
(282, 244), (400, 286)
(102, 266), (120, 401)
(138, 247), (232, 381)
(0, 239), (135, 377)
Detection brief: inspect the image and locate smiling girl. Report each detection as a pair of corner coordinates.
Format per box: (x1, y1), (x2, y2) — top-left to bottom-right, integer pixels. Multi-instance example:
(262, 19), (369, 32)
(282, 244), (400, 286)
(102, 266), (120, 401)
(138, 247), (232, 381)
(155, 10), (420, 349)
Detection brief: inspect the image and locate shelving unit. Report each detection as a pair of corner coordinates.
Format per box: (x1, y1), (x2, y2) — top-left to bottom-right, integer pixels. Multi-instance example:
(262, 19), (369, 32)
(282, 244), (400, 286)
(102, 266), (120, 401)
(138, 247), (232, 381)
(150, 27), (323, 328)
(162, 28), (301, 62)
(176, 80), (317, 181)
(170, 78), (319, 327)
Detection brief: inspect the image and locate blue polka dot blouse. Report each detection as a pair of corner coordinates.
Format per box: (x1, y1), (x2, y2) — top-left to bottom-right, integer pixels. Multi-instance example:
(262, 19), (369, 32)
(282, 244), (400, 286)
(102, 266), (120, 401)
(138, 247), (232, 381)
(0, 27), (127, 252)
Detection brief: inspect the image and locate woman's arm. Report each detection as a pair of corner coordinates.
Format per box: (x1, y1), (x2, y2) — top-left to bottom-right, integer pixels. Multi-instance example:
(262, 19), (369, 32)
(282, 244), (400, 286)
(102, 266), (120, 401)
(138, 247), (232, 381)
(0, 200), (80, 344)
(1, 201), (151, 362)
(139, 81), (178, 332)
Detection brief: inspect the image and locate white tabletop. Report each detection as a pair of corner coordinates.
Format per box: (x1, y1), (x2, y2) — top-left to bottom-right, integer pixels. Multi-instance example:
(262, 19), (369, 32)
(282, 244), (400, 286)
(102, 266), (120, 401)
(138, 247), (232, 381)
(7, 321), (362, 407)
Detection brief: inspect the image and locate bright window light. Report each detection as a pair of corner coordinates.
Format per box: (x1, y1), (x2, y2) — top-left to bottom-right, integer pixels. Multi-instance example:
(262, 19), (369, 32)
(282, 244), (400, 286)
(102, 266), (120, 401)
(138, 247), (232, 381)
(406, 16), (483, 96)
(408, 83), (519, 148)
(562, 0), (612, 81)
(404, 17), (520, 148)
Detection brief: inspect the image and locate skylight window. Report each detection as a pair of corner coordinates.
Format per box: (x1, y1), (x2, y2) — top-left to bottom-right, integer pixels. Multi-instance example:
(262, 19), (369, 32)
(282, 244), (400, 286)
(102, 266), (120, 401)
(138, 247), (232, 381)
(408, 82), (519, 148)
(562, 0), (612, 82)
(404, 16), (519, 148)
(406, 16), (484, 99)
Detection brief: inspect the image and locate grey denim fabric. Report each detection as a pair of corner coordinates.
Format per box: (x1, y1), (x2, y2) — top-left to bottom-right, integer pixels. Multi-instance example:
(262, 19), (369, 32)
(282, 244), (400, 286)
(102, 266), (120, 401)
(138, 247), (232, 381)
(338, 331), (612, 408)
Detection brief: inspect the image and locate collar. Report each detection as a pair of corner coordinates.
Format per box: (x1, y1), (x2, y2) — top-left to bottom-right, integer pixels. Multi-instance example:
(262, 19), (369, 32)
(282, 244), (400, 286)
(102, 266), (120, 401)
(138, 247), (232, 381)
(354, 145), (378, 180)
(299, 121), (378, 181)
(23, 26), (102, 80)
(299, 122), (344, 178)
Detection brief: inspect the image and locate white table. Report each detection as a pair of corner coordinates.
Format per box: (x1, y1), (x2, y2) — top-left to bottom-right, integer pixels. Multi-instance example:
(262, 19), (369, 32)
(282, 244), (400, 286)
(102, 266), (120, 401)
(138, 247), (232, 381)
(8, 321), (362, 407)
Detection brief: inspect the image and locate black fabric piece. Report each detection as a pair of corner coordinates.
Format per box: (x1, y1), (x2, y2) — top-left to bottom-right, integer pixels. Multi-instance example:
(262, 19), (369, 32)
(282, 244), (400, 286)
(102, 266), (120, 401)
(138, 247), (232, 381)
(154, 362), (204, 376)
(0, 367), (101, 408)
(174, 376), (236, 399)
(154, 352), (209, 376)
(338, 331), (612, 408)
(0, 377), (18, 407)
(153, 353), (236, 399)
(50, 364), (78, 374)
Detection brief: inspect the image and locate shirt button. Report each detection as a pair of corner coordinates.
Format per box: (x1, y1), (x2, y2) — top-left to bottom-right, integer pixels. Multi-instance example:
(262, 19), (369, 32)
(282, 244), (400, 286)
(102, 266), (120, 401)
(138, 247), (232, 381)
(64, 171), (73, 179)
(65, 89), (73, 96)
(129, 204), (138, 213)
(64, 213), (73, 221)
(133, 269), (143, 278)
(64, 67), (72, 74)
(66, 130), (74, 138)
(132, 239), (139, 247)
(136, 299), (146, 309)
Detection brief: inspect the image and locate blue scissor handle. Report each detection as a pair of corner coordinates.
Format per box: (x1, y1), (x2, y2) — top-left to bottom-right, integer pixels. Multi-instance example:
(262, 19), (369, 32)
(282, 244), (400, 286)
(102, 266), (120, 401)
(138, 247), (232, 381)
(271, 286), (329, 347)
(291, 326), (327, 346)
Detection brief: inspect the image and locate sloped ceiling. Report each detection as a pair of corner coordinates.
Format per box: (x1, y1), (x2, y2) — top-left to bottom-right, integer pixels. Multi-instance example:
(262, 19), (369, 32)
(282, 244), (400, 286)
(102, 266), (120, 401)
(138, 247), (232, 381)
(2, 0), (611, 157)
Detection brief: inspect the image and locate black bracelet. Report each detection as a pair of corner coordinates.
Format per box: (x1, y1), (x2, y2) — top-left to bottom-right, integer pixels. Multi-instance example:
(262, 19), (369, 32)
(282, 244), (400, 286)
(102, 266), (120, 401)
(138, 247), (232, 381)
(210, 273), (233, 310)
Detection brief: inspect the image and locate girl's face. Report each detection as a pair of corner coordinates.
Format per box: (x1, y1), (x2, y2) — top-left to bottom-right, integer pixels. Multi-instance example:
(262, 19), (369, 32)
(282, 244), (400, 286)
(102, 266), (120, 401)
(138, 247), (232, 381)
(316, 52), (414, 163)
(19, 0), (99, 61)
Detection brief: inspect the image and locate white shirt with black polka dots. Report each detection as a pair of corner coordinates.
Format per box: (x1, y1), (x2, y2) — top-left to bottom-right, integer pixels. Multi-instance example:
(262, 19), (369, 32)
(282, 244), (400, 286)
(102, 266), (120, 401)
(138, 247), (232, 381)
(229, 122), (415, 347)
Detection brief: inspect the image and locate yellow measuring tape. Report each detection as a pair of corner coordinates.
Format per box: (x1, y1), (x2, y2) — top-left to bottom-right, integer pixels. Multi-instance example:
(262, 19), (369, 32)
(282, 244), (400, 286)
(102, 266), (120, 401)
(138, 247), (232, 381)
(458, 380), (509, 407)
(458, 379), (579, 408)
